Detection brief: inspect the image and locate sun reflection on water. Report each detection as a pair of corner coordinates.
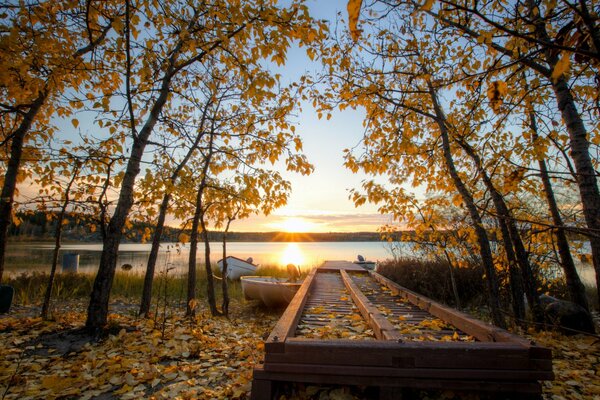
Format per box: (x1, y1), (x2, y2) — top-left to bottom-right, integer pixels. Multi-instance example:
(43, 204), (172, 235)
(280, 243), (305, 267)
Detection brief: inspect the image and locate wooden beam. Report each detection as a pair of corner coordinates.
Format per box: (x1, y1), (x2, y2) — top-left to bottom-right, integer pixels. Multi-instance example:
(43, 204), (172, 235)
(370, 271), (532, 345)
(253, 367), (543, 395)
(340, 269), (401, 341)
(265, 268), (318, 352)
(262, 362), (554, 381)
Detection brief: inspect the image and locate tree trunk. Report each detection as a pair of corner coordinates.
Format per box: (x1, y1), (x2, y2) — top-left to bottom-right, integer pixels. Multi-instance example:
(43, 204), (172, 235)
(500, 221), (527, 322)
(200, 212), (219, 316)
(456, 139), (538, 323)
(139, 98), (210, 317)
(442, 248), (461, 310)
(529, 111), (592, 314)
(550, 77), (600, 308)
(86, 73), (173, 331)
(428, 82), (506, 328)
(186, 189), (202, 317)
(0, 91), (47, 283)
(221, 239), (229, 317)
(41, 166), (78, 319)
(529, 0), (600, 308)
(139, 193), (171, 317)
(221, 219), (233, 317)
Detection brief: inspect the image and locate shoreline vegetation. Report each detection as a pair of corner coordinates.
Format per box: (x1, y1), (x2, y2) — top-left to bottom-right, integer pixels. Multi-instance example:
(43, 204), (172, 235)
(10, 211), (596, 244)
(9, 211), (386, 242)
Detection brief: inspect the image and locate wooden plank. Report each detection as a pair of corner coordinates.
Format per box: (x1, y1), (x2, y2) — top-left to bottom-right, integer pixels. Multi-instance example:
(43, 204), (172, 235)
(262, 362), (554, 381)
(340, 269), (401, 341)
(319, 260), (366, 272)
(265, 350), (552, 371)
(370, 271), (532, 345)
(266, 339), (552, 371)
(257, 261), (553, 397)
(265, 268), (318, 352)
(250, 370), (274, 400)
(253, 368), (542, 394)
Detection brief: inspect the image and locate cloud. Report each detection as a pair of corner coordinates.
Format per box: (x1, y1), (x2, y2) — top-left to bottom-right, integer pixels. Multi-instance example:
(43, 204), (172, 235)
(231, 211), (393, 232)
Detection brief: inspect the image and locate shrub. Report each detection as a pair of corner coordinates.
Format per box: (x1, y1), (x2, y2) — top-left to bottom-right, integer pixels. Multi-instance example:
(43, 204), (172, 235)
(375, 257), (486, 308)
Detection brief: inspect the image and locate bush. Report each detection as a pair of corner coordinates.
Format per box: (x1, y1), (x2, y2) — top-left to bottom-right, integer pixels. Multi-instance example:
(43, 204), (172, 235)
(376, 257), (486, 308)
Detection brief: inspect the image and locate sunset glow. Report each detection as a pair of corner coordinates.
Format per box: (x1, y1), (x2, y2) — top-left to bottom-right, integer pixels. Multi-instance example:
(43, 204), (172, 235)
(279, 217), (316, 233)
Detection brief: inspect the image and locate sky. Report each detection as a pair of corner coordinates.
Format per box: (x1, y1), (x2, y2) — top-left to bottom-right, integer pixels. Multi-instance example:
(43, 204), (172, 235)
(229, 0), (390, 233)
(18, 0), (391, 234)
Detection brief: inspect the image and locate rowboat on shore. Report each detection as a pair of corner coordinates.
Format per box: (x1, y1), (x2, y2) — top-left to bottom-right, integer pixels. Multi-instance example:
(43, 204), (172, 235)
(240, 276), (302, 307)
(217, 256), (258, 280)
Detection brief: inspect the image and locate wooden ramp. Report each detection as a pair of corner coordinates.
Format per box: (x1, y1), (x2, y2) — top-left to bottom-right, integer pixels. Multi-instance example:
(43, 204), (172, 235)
(251, 261), (553, 399)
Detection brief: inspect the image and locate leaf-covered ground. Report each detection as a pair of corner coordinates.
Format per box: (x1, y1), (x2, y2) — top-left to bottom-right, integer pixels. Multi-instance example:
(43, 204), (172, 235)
(0, 300), (598, 399)
(0, 300), (277, 400)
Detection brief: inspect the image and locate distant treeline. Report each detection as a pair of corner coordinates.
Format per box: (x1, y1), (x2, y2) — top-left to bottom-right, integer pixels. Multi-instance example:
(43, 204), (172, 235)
(8, 211), (385, 242)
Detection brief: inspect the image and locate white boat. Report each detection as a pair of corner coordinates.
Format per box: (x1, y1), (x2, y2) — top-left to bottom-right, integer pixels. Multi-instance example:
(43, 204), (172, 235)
(353, 254), (376, 270)
(240, 276), (302, 307)
(217, 256), (258, 280)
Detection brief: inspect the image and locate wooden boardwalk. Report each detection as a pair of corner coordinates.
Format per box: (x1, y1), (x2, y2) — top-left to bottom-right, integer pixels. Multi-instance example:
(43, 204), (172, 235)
(251, 261), (553, 399)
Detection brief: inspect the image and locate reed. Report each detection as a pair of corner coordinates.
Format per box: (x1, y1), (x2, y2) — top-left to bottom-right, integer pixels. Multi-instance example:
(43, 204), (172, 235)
(255, 264), (309, 279)
(4, 267), (244, 307)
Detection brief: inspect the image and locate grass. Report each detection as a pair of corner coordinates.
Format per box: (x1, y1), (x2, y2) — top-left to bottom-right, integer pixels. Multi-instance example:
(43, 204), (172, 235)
(254, 263), (309, 279)
(4, 267), (244, 309)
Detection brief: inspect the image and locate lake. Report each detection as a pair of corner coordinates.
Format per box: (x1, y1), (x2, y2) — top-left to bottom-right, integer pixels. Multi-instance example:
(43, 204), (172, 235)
(4, 241), (596, 288)
(4, 241), (394, 276)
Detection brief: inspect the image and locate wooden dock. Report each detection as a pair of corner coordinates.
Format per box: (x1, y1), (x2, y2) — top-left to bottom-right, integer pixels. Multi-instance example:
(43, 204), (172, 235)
(251, 261), (553, 399)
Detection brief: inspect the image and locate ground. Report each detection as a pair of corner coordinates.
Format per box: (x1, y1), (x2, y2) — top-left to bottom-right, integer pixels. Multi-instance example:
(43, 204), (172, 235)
(0, 300), (598, 400)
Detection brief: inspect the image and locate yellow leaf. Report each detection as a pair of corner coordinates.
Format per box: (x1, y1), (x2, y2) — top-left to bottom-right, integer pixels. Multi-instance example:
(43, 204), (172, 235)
(422, 0), (435, 11)
(178, 233), (189, 244)
(486, 80), (508, 111)
(347, 0), (363, 41)
(551, 52), (571, 81)
(72, 118), (79, 128)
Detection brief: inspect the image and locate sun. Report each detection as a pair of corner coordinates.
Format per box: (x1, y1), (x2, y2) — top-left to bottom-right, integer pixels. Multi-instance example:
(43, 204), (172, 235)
(279, 217), (315, 233)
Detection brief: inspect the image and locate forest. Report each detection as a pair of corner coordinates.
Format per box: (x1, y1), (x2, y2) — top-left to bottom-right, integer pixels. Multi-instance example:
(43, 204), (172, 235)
(0, 0), (598, 348)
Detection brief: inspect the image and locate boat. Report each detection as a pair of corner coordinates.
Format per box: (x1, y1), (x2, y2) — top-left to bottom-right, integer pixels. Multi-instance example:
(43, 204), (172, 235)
(240, 276), (302, 307)
(353, 254), (376, 270)
(217, 256), (258, 280)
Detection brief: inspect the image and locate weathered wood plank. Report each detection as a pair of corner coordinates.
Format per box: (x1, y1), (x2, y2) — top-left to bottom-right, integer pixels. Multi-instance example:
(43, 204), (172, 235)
(262, 362), (554, 381)
(370, 271), (532, 345)
(253, 368), (542, 395)
(265, 268), (318, 352)
(255, 261), (553, 398)
(266, 339), (551, 370)
(319, 260), (366, 272)
(340, 269), (401, 341)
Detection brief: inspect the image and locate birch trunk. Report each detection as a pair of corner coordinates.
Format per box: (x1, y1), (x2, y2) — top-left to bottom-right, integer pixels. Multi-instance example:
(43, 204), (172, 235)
(428, 83), (506, 328)
(0, 91), (47, 283)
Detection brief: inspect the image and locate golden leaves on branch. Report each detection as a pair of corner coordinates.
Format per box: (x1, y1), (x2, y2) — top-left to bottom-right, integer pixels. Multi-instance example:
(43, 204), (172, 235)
(486, 80), (508, 112)
(551, 52), (572, 82)
(421, 0), (435, 11)
(347, 0), (363, 41)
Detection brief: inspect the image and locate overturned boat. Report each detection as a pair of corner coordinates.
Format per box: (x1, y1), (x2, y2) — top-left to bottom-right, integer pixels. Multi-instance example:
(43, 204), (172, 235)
(241, 276), (302, 307)
(217, 256), (258, 280)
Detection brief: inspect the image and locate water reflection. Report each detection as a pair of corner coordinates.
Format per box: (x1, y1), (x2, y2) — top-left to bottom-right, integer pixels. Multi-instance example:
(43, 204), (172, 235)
(279, 243), (305, 268)
(5, 241), (390, 276)
(5, 241), (596, 289)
